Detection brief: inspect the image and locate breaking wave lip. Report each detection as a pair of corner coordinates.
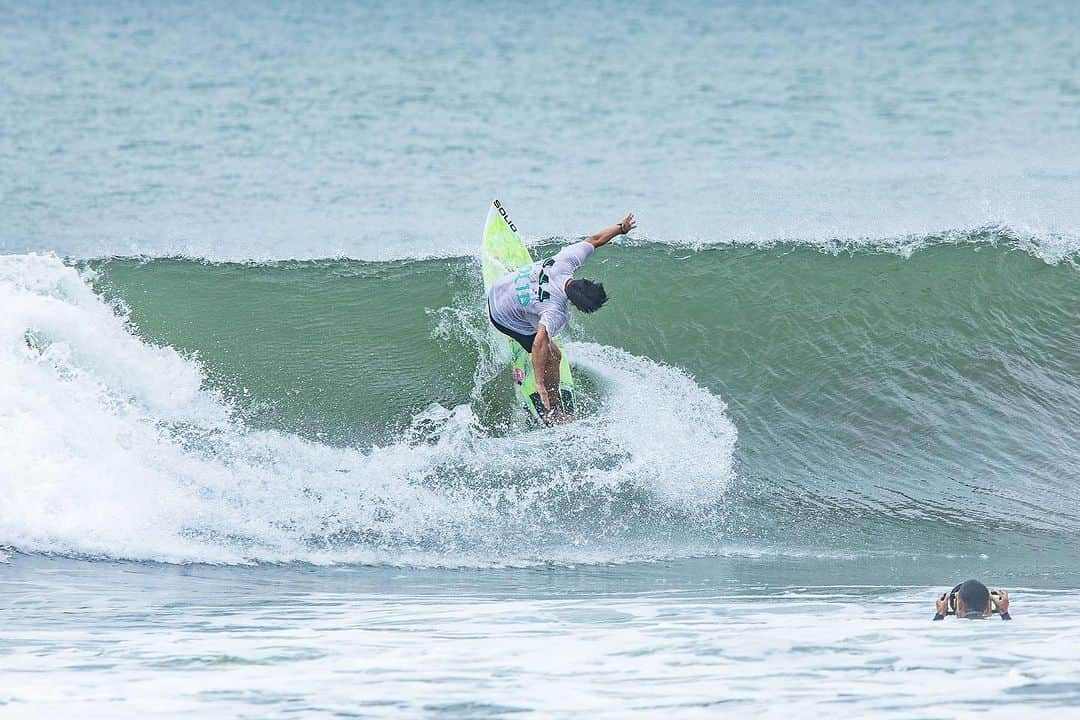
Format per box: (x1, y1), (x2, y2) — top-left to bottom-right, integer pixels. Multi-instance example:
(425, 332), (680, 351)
(624, 223), (1080, 266)
(0, 254), (737, 567)
(57, 224), (1080, 266)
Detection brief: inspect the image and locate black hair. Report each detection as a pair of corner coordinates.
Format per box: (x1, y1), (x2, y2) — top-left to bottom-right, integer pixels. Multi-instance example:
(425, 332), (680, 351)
(953, 579), (990, 617)
(566, 278), (608, 313)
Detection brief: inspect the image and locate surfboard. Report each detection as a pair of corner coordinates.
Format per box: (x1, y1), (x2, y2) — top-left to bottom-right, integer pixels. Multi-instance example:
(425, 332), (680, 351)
(481, 199), (576, 423)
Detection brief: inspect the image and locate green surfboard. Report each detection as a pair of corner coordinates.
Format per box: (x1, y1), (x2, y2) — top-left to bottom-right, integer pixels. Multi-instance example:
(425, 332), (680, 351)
(481, 199), (576, 423)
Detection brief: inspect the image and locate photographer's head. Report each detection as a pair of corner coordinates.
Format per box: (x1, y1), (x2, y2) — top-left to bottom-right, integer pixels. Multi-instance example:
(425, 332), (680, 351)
(951, 579), (991, 619)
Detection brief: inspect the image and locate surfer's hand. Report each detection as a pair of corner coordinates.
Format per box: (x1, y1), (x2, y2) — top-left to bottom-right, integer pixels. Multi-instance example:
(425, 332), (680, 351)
(618, 212), (636, 235)
(935, 593), (949, 616)
(550, 410), (574, 424)
(990, 589), (1009, 614)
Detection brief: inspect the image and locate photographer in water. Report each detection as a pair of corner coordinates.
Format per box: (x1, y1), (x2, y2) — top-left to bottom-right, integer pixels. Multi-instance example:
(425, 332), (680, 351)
(933, 579), (1011, 621)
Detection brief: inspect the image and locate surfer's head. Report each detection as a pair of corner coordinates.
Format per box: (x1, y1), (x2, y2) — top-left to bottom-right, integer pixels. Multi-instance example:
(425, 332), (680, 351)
(566, 278), (608, 313)
(951, 579), (991, 618)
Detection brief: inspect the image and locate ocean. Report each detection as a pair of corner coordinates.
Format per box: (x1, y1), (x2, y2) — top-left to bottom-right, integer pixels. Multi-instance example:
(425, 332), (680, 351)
(2, 1), (1079, 717)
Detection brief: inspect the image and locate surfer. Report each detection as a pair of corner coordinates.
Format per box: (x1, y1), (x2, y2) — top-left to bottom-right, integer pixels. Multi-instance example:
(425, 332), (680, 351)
(487, 212), (636, 423)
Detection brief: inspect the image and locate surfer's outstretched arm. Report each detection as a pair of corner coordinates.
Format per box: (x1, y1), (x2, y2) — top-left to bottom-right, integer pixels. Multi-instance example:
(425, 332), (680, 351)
(585, 212), (636, 248)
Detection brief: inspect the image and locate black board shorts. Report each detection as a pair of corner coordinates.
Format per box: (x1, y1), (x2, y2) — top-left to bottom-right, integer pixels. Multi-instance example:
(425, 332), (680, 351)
(488, 303), (536, 353)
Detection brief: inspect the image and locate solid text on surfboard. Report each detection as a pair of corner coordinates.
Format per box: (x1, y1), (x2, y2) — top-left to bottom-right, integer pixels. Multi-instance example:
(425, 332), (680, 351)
(493, 199), (517, 232)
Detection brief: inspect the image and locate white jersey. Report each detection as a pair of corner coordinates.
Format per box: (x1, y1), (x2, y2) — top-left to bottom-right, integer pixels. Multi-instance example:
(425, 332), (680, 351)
(488, 241), (594, 337)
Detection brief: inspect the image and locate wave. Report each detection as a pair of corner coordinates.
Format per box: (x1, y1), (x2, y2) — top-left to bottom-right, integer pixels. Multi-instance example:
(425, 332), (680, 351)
(3, 235), (1079, 567)
(0, 254), (736, 565)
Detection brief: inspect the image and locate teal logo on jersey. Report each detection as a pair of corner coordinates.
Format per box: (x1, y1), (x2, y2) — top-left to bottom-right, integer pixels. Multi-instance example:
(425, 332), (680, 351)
(514, 267), (531, 307)
(514, 258), (555, 307)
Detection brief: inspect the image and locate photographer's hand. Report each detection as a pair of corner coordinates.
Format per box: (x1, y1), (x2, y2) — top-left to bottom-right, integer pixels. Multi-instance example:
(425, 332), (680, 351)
(991, 589), (1011, 619)
(934, 593), (949, 620)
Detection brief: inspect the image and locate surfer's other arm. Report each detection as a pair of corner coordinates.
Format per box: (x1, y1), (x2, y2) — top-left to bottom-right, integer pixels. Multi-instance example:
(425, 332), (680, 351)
(531, 324), (568, 422)
(585, 212), (636, 248)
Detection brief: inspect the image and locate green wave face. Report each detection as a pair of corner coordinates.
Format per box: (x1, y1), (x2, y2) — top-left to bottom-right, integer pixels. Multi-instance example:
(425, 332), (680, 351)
(91, 257), (480, 446)
(84, 240), (1080, 568)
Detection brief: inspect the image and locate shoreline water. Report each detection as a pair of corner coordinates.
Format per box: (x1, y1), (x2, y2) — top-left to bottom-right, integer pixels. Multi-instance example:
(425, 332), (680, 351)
(4, 555), (1080, 719)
